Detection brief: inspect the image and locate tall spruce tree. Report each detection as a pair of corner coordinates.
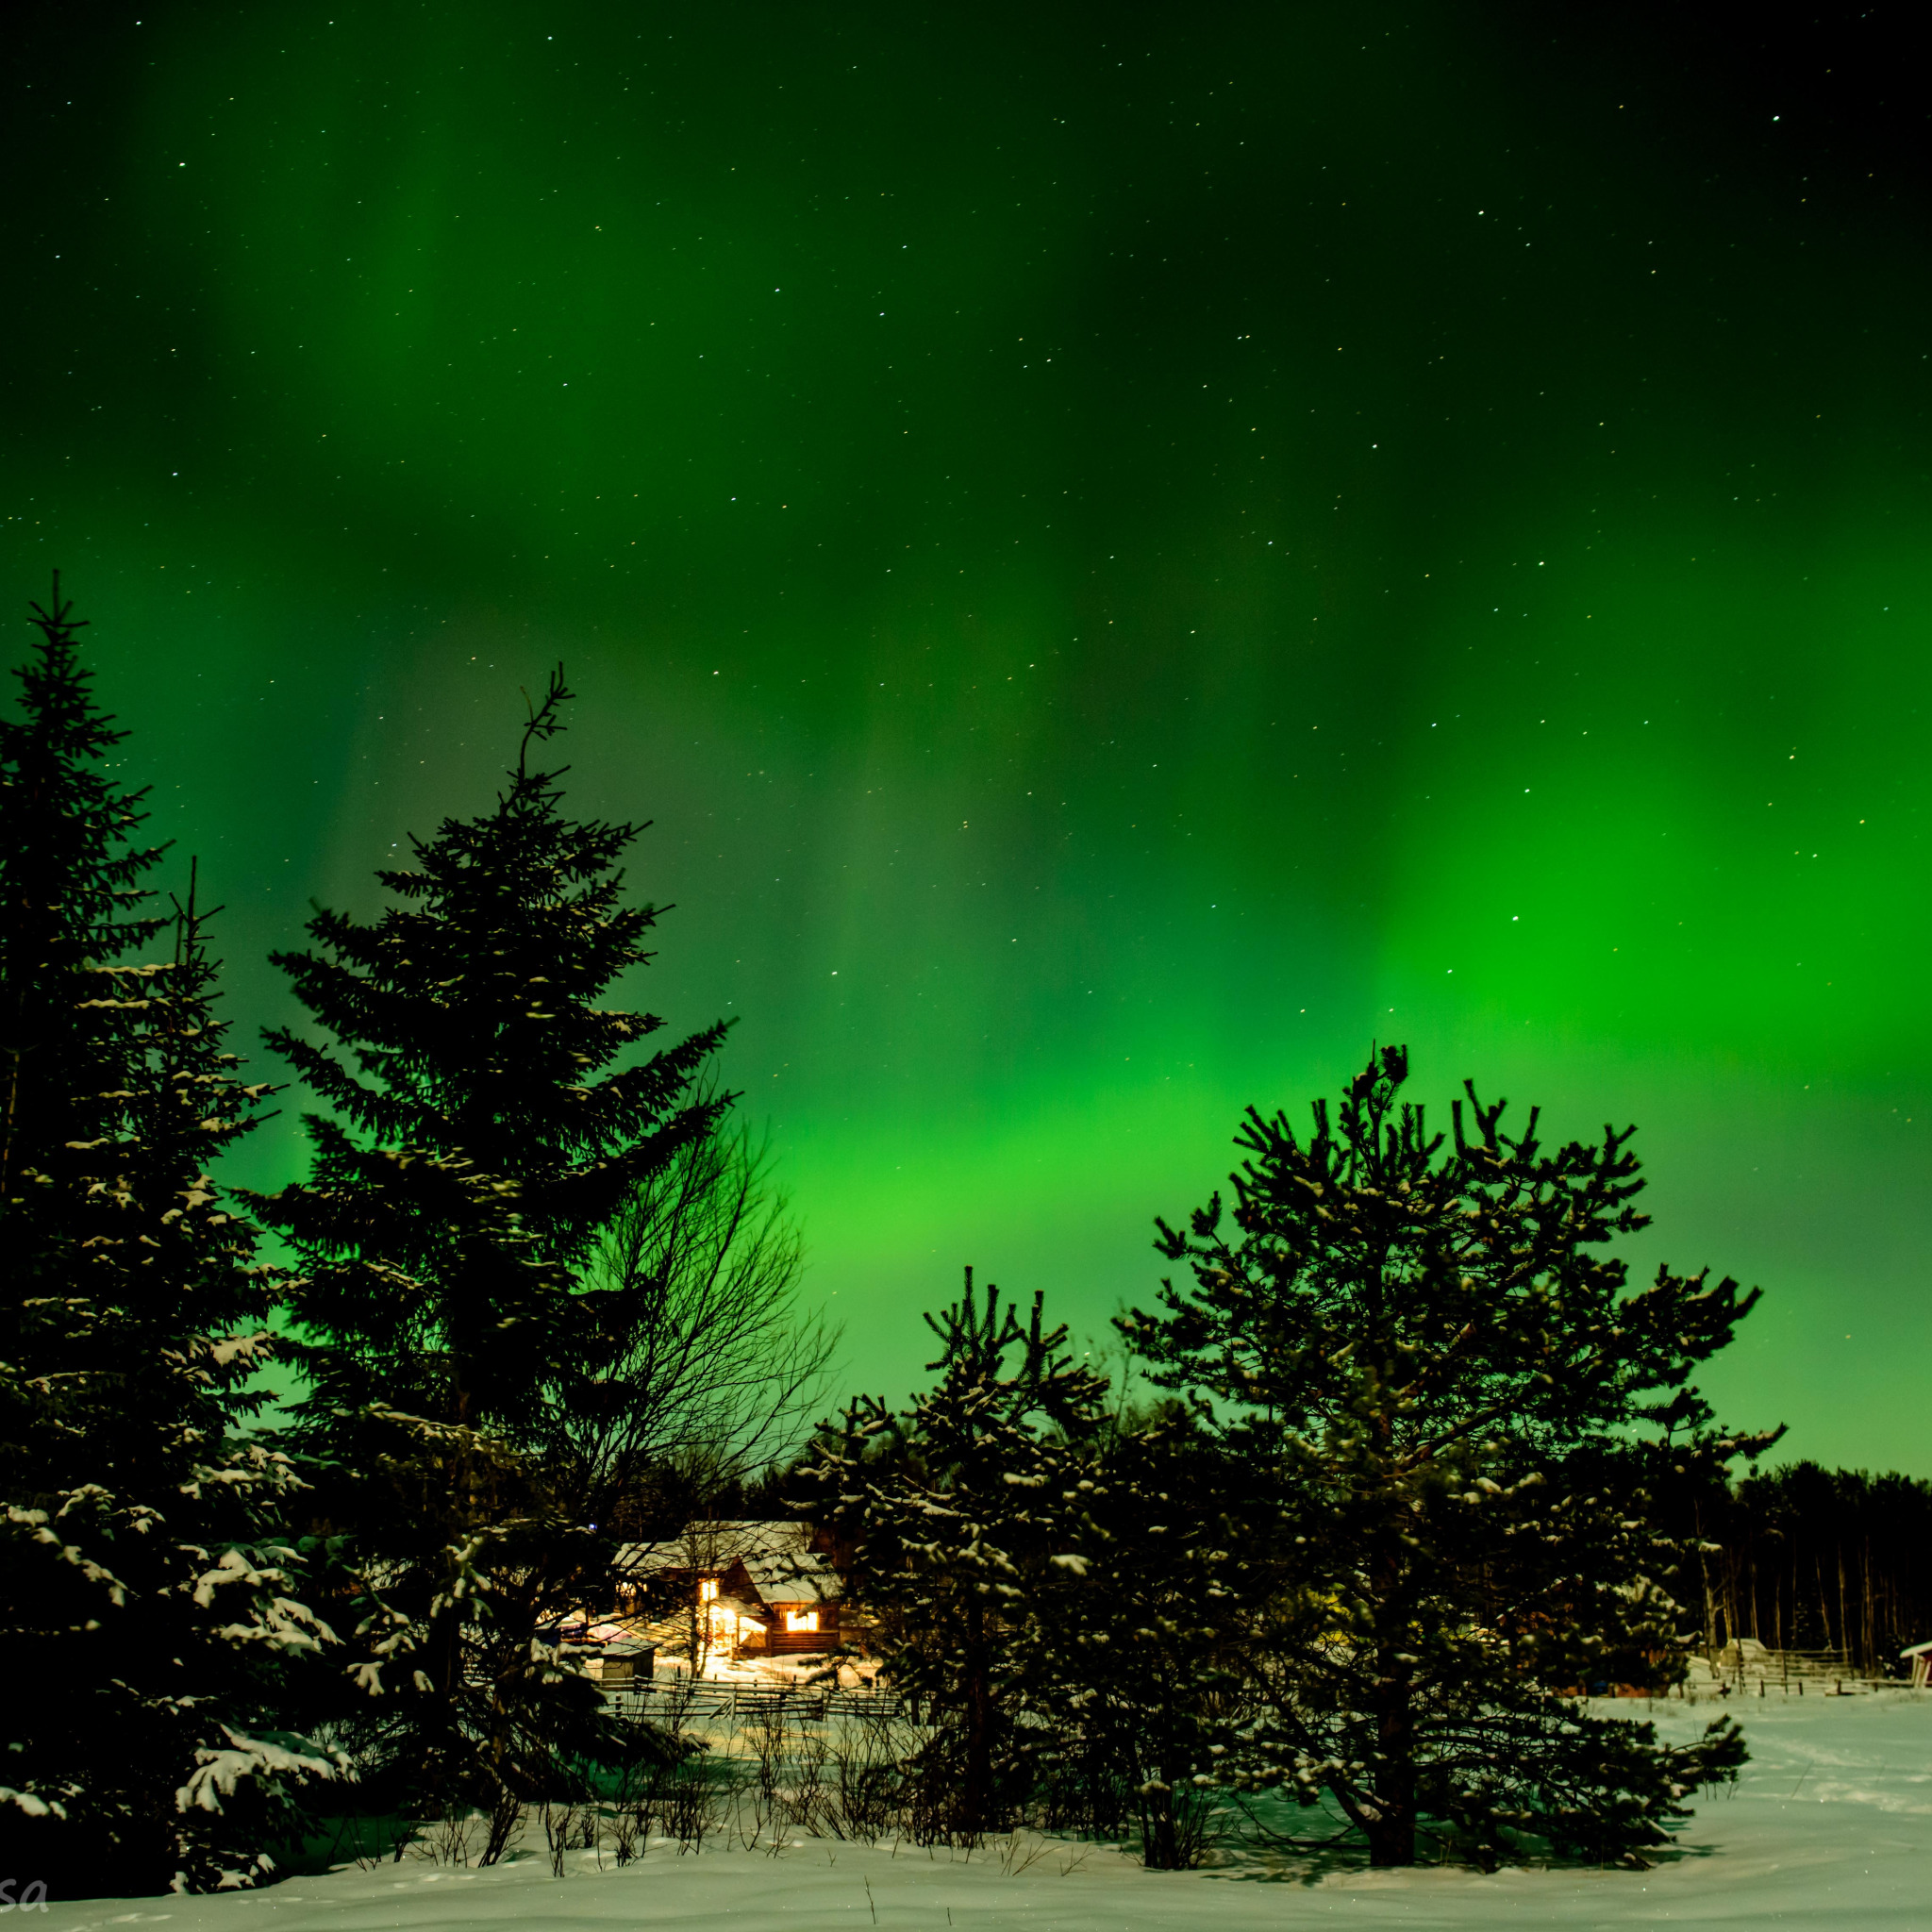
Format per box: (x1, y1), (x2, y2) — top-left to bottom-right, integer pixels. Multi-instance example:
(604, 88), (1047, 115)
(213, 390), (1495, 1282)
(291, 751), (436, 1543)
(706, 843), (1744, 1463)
(803, 1273), (1106, 1843)
(0, 583), (338, 1896)
(1123, 1044), (1764, 1870)
(0, 575), (166, 1259)
(248, 668), (727, 1819)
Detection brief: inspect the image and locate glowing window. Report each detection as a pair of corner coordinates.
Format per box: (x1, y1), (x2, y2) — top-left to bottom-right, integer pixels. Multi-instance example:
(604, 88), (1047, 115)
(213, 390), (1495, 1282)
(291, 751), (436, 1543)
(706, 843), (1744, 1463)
(698, 1578), (719, 1602)
(784, 1608), (819, 1632)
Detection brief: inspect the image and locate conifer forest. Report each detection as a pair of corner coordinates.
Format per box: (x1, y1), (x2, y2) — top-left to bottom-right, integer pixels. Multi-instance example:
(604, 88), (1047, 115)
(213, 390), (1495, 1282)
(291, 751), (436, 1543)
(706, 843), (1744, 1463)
(4, 583), (1926, 1898)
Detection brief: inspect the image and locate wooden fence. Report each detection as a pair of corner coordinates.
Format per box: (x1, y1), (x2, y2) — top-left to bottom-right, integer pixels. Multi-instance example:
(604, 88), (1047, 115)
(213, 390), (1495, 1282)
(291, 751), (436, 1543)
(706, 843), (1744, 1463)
(604, 1680), (905, 1724)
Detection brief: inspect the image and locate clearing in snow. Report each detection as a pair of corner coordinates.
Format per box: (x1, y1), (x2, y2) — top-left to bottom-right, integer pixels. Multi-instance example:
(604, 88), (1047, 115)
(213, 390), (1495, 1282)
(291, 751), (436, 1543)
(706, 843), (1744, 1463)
(36, 1690), (1932, 1931)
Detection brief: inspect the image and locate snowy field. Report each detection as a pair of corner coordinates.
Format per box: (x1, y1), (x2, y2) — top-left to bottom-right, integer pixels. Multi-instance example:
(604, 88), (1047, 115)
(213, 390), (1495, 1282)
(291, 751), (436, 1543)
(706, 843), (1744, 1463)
(42, 1691), (1932, 1931)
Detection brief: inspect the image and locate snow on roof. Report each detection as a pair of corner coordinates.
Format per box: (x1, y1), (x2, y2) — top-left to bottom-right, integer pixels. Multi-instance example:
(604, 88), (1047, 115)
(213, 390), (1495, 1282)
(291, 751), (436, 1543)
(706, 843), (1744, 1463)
(615, 1520), (829, 1584)
(742, 1551), (841, 1605)
(612, 1539), (681, 1576)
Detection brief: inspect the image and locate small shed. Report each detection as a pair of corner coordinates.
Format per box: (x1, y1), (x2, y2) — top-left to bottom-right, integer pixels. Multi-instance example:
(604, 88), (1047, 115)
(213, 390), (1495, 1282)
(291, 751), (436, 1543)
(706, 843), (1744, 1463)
(588, 1641), (656, 1688)
(1902, 1640), (1931, 1690)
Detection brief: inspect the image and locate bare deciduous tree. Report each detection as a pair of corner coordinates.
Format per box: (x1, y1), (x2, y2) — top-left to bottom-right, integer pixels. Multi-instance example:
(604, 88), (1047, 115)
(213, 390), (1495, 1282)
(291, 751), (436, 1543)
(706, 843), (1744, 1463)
(550, 1112), (840, 1536)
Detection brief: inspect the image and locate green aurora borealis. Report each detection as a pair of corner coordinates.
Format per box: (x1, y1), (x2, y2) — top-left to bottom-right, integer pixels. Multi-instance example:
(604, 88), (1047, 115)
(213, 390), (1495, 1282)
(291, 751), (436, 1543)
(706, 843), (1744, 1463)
(5, 4), (1929, 1469)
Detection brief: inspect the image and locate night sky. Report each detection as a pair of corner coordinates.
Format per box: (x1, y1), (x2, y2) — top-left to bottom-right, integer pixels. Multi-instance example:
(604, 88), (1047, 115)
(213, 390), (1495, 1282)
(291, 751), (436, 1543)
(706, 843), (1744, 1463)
(6, 4), (1929, 1471)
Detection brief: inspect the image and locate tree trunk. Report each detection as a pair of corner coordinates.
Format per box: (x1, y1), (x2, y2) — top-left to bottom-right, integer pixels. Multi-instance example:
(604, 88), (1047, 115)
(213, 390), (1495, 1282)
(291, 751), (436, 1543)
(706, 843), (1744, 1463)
(1837, 1544), (1850, 1670)
(960, 1657), (993, 1842)
(1862, 1536), (1874, 1672)
(1365, 1655), (1418, 1867)
(1142, 1787), (1178, 1870)
(1693, 1502), (1719, 1660)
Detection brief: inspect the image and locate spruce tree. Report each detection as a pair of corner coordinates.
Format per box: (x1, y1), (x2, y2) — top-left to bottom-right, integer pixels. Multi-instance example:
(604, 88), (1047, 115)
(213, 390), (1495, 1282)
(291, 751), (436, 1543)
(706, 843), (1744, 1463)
(0, 582), (338, 1896)
(803, 1272), (1106, 1842)
(0, 575), (166, 1261)
(1122, 1044), (1764, 1869)
(248, 667), (727, 1819)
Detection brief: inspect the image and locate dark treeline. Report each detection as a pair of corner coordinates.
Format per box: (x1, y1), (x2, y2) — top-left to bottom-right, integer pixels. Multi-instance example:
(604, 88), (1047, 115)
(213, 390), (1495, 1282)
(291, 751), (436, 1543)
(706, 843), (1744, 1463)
(1669, 1463), (1932, 1672)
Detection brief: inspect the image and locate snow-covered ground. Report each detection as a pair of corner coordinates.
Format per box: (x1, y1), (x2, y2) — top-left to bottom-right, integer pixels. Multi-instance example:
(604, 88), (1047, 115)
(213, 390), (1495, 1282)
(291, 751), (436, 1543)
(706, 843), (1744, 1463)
(41, 1691), (1932, 1930)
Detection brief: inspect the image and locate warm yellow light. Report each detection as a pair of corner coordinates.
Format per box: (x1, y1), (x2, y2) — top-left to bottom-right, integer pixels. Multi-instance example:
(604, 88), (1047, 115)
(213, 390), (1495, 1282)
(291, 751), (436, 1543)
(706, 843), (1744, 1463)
(698, 1578), (719, 1602)
(784, 1608), (819, 1632)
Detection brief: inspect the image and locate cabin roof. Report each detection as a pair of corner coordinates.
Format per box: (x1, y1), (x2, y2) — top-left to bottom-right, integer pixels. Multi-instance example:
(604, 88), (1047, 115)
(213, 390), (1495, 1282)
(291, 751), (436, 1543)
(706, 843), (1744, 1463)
(613, 1520), (841, 1606)
(743, 1552), (841, 1604)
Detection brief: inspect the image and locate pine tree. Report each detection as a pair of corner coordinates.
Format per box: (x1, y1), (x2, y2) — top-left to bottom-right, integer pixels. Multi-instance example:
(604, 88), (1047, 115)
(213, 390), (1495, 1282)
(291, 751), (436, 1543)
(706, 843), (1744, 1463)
(0, 582), (338, 1896)
(1027, 1408), (1254, 1868)
(803, 1272), (1106, 1843)
(1122, 1044), (1765, 1869)
(247, 667), (727, 1820)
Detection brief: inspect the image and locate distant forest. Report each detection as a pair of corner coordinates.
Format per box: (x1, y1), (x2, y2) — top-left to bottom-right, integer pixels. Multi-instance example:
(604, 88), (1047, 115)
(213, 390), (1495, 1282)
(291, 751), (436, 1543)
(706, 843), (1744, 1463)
(1671, 1463), (1932, 1671)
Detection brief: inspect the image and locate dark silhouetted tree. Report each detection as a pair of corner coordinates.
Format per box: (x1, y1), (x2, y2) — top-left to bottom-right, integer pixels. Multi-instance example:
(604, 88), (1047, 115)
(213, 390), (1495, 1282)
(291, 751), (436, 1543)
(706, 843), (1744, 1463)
(1, 582), (337, 1895)
(1027, 1406), (1256, 1868)
(803, 1272), (1106, 1843)
(247, 667), (727, 1821)
(1123, 1044), (1765, 1869)
(549, 1108), (838, 1544)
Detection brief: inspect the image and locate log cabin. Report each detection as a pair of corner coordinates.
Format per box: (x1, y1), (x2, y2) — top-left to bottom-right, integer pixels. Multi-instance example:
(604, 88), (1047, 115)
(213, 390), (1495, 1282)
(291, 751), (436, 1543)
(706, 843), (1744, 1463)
(614, 1519), (848, 1661)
